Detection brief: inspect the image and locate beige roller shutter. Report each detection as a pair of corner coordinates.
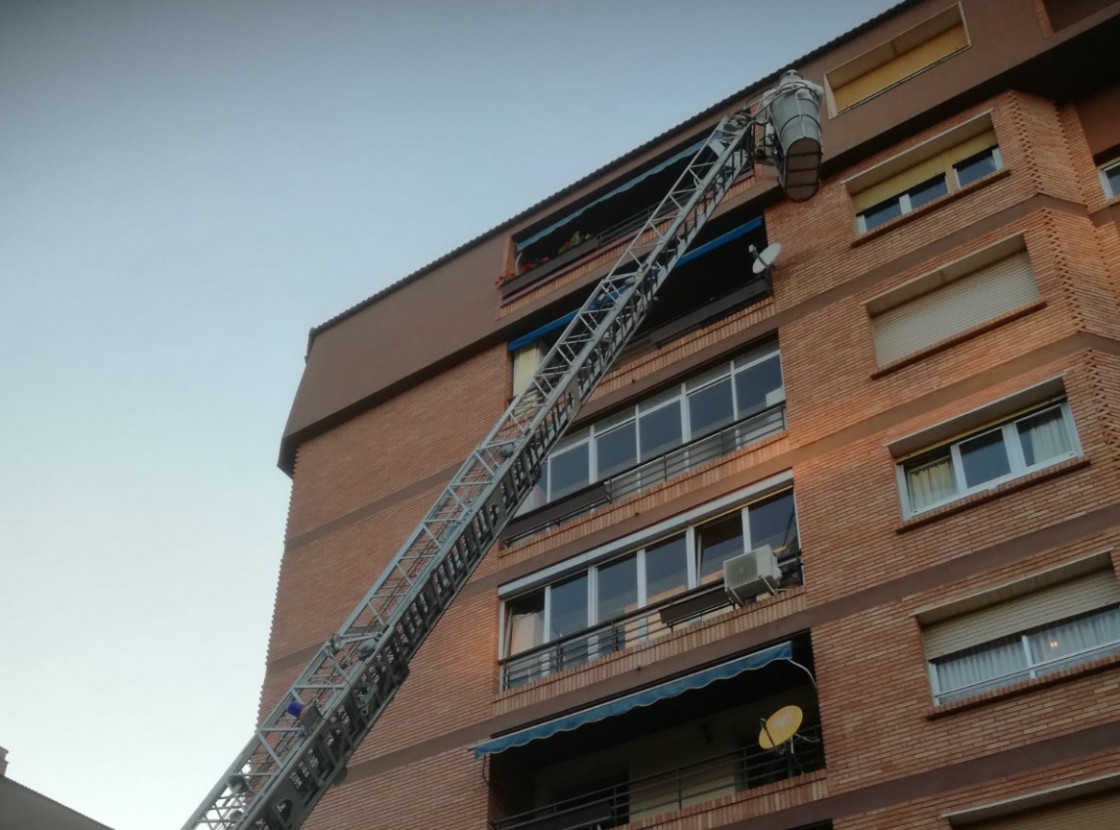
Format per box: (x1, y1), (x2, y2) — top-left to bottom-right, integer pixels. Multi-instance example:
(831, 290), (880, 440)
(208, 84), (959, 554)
(872, 251), (1039, 365)
(833, 23), (969, 111)
(511, 342), (545, 396)
(965, 790), (1120, 830)
(924, 570), (1120, 659)
(852, 130), (997, 213)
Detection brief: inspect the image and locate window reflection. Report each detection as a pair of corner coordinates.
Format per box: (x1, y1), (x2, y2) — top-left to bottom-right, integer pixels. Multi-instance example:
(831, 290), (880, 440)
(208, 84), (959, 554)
(698, 514), (744, 582)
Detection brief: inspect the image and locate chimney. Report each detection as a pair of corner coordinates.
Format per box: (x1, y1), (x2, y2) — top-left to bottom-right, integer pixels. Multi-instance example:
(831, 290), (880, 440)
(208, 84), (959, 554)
(0, 746), (8, 777)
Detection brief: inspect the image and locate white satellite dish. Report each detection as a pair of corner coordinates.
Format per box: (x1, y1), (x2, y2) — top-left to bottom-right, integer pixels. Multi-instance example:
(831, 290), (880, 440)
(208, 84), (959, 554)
(752, 242), (782, 275)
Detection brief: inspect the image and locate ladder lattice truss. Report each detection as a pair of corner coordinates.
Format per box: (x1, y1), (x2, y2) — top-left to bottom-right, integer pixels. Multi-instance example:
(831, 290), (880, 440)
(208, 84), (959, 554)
(186, 105), (763, 830)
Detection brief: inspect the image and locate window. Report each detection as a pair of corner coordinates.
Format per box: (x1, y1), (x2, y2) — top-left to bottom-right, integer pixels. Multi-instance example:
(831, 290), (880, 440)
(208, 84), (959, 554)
(508, 130), (711, 296)
(509, 314), (573, 397)
(949, 788), (1120, 830)
(511, 341), (547, 397)
(518, 343), (784, 512)
(897, 400), (1080, 517)
(867, 236), (1039, 365)
(500, 489), (799, 684)
(1099, 158), (1120, 199)
(851, 125), (1002, 233)
(923, 569), (1120, 705)
(827, 5), (969, 113)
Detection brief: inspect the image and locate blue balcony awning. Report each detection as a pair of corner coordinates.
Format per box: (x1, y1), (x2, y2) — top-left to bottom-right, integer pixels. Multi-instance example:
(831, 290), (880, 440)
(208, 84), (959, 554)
(472, 641), (792, 758)
(506, 215), (761, 354)
(515, 139), (705, 251)
(676, 216), (762, 267)
(507, 310), (578, 352)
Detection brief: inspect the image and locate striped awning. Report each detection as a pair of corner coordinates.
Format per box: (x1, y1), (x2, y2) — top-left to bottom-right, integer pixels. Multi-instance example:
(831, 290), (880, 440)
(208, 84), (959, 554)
(472, 641), (792, 757)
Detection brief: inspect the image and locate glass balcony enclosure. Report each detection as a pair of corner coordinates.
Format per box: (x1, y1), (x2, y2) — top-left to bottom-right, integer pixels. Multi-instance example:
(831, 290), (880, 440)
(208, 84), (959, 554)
(505, 342), (785, 542)
(501, 489), (800, 689)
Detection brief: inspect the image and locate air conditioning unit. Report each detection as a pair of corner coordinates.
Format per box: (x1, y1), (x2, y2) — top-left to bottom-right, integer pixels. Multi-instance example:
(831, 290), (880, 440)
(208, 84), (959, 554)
(724, 545), (781, 605)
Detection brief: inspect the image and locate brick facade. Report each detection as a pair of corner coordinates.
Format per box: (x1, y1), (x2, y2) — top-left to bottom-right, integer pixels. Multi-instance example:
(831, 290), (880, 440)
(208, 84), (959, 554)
(263, 2), (1120, 828)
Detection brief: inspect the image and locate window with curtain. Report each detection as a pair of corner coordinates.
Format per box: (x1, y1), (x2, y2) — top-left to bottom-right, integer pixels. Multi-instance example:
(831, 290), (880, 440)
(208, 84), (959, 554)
(500, 488), (798, 685)
(931, 606), (1120, 704)
(897, 400), (1079, 517)
(923, 569), (1120, 705)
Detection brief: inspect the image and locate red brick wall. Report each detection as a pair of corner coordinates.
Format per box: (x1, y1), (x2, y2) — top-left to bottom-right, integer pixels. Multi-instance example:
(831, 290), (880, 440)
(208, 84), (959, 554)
(262, 72), (1120, 830)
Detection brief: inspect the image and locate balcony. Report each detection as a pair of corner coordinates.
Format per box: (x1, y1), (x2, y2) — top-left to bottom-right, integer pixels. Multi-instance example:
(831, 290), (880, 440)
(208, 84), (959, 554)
(500, 205), (658, 299)
(485, 641), (822, 830)
(500, 538), (802, 690)
(502, 401), (787, 545)
(493, 724), (824, 830)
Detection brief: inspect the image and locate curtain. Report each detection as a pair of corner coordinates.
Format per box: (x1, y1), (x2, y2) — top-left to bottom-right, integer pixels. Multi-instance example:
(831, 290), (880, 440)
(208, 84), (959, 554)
(1026, 606), (1120, 665)
(907, 454), (956, 511)
(935, 639), (1026, 700)
(1018, 407), (1072, 467)
(935, 606), (1120, 702)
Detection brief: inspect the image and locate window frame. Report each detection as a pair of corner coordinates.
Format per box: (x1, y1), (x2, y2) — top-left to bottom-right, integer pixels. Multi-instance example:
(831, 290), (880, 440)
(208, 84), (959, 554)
(928, 604), (1120, 705)
(1099, 157), (1120, 199)
(857, 173), (949, 232)
(896, 400), (1081, 518)
(953, 145), (1002, 188)
(526, 344), (784, 508)
(825, 4), (970, 115)
(499, 488), (799, 662)
(855, 142), (1001, 233)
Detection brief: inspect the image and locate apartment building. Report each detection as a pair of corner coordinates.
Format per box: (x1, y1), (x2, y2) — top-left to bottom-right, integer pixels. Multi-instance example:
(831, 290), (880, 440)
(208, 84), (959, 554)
(265, 1), (1120, 828)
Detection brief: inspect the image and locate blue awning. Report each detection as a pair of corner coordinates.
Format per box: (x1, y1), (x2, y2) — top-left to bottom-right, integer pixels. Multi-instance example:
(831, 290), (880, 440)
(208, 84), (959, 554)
(676, 217), (762, 267)
(472, 641), (792, 757)
(507, 215), (761, 353)
(516, 140), (705, 251)
(507, 310), (578, 352)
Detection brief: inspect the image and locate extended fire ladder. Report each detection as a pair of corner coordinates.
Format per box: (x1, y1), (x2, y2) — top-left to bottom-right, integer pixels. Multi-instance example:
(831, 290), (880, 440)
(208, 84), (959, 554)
(184, 71), (823, 830)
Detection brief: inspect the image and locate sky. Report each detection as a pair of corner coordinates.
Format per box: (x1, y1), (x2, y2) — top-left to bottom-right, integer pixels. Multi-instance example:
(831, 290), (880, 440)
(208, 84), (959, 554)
(0, 1), (894, 827)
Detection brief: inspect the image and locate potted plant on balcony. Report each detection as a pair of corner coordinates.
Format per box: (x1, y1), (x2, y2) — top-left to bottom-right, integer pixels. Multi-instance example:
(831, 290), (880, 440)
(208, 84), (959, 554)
(498, 230), (600, 299)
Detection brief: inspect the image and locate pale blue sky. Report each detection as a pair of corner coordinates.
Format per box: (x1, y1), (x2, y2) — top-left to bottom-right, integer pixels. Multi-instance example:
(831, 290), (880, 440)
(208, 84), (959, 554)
(0, 2), (894, 827)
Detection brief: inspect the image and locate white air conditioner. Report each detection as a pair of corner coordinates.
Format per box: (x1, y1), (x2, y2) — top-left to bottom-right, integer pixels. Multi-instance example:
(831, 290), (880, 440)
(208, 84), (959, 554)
(723, 545), (781, 605)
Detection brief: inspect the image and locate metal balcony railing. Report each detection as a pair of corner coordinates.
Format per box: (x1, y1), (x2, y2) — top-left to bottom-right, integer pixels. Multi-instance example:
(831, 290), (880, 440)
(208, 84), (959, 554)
(607, 403), (786, 503)
(504, 204), (667, 298)
(500, 546), (802, 690)
(502, 402), (787, 544)
(492, 723), (824, 830)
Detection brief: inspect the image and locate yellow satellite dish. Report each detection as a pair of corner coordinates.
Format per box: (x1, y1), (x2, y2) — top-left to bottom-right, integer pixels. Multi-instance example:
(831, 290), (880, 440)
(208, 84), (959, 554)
(758, 704), (803, 750)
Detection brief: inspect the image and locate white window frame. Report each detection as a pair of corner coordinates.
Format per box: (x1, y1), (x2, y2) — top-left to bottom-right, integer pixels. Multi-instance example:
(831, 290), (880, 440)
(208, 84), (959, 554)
(499, 487), (799, 661)
(896, 400), (1081, 518)
(847, 113), (1002, 236)
(857, 174), (949, 233)
(855, 145), (1002, 234)
(952, 145), (1002, 188)
(1099, 157), (1120, 199)
(533, 344), (783, 504)
(928, 604), (1120, 704)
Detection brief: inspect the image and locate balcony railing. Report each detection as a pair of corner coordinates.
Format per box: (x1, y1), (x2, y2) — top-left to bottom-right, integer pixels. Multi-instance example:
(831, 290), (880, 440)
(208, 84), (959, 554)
(492, 723), (825, 830)
(500, 545), (802, 690)
(607, 403), (786, 503)
(502, 402), (787, 544)
(503, 203), (665, 298)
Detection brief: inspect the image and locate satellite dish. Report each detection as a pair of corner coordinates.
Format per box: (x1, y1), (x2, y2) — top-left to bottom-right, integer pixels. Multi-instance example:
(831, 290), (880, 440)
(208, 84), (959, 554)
(758, 704), (803, 750)
(751, 242), (782, 275)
